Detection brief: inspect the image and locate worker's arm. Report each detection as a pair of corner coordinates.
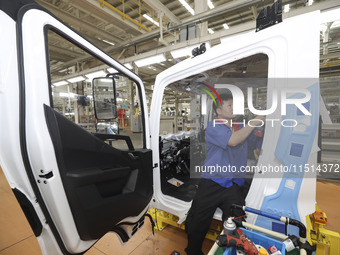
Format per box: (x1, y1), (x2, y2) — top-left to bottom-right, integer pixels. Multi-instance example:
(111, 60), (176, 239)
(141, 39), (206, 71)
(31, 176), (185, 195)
(227, 116), (265, 147)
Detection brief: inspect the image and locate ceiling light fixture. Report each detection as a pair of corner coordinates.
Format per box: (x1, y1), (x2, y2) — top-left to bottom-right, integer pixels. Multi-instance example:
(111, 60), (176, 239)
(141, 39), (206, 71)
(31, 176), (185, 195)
(208, 28), (214, 34)
(59, 92), (78, 98)
(53, 80), (68, 87)
(284, 4), (290, 13)
(178, 0), (195, 15)
(143, 14), (159, 26)
(102, 39), (115, 46)
(124, 63), (133, 69)
(135, 54), (166, 67)
(308, 0), (313, 6)
(85, 70), (107, 80)
(207, 0), (214, 9)
(67, 76), (85, 83)
(223, 23), (229, 29)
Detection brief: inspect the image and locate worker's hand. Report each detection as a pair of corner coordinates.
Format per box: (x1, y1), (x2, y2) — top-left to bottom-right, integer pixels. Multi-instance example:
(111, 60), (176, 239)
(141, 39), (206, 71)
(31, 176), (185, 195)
(249, 115), (266, 127)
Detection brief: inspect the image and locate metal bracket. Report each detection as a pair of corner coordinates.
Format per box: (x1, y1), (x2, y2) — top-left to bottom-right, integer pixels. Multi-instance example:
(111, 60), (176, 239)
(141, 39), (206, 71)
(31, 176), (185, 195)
(256, 0), (282, 32)
(192, 43), (207, 57)
(38, 171), (54, 179)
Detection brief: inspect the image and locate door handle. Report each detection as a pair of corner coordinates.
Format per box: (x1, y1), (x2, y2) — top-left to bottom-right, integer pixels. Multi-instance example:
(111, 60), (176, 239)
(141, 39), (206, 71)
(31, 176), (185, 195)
(128, 153), (139, 160)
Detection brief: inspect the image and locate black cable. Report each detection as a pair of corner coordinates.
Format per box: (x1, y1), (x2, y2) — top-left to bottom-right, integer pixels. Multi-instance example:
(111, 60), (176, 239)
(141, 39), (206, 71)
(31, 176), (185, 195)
(145, 213), (155, 235)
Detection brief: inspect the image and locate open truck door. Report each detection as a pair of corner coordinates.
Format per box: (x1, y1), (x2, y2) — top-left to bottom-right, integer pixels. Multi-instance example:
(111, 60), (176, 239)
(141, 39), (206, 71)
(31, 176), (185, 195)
(150, 4), (319, 236)
(0, 1), (152, 254)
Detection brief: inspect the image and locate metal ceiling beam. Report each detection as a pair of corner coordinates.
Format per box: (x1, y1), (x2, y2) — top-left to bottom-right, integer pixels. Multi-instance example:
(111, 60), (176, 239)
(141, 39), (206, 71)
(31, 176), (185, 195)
(36, 0), (123, 43)
(63, 0), (132, 36)
(320, 52), (340, 61)
(250, 6), (258, 20)
(50, 0), (340, 73)
(84, 0), (147, 34)
(51, 0), (264, 72)
(143, 0), (181, 24)
(49, 44), (84, 57)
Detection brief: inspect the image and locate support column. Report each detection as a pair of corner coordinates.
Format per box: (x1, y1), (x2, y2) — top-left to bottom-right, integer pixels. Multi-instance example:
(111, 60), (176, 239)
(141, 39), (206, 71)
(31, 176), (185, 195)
(175, 98), (179, 132)
(62, 99), (66, 116)
(74, 100), (79, 124)
(194, 0), (208, 37)
(128, 81), (134, 129)
(322, 22), (333, 64)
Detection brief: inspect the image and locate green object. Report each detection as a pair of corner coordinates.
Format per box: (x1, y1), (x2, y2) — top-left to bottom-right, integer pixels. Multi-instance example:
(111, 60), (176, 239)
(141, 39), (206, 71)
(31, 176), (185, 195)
(215, 247), (225, 255)
(286, 248), (300, 255)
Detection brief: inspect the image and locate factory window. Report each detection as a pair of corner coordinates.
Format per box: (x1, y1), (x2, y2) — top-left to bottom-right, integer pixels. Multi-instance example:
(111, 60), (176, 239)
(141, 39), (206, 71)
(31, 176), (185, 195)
(46, 29), (145, 149)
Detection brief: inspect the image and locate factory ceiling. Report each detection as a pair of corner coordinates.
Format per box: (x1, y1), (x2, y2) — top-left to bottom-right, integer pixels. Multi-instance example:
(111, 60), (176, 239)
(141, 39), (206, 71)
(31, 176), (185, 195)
(35, 0), (340, 90)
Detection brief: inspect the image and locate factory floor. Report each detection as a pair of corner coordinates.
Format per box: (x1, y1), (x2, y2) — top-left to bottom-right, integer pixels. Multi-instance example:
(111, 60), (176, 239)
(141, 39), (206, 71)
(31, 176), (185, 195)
(1, 167), (339, 255)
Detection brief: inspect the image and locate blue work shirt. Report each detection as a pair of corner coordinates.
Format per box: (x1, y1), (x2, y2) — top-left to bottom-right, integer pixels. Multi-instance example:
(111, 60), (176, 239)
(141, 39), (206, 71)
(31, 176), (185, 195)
(201, 120), (260, 188)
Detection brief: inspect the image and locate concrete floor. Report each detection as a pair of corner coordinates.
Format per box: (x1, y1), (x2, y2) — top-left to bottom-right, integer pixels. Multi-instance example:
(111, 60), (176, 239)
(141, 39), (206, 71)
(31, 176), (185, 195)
(1, 167), (339, 255)
(0, 168), (213, 255)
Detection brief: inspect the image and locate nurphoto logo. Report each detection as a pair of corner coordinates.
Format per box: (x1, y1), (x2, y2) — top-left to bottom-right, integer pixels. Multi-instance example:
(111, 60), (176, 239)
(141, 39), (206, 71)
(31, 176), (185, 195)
(199, 83), (312, 128)
(214, 84), (311, 116)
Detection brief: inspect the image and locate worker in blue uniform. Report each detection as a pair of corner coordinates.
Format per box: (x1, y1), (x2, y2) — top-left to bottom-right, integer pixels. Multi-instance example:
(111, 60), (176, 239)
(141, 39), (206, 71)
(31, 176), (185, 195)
(185, 93), (265, 255)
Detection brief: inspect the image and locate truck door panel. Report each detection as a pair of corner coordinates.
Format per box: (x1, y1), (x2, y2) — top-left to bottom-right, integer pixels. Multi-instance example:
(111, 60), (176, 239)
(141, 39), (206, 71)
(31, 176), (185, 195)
(44, 104), (152, 240)
(2, 3), (154, 253)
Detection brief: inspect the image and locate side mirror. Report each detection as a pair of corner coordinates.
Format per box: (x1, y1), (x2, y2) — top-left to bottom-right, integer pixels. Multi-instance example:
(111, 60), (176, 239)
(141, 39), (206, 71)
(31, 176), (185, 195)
(96, 121), (119, 134)
(92, 77), (117, 120)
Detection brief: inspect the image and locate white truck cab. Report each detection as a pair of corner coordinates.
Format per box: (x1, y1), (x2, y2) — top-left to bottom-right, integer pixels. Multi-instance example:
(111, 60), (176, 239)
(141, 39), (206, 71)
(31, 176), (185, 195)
(0, 0), (320, 254)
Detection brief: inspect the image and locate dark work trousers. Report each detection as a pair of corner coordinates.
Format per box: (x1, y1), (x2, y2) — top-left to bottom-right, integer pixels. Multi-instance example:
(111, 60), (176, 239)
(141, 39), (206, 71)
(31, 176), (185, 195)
(185, 178), (245, 255)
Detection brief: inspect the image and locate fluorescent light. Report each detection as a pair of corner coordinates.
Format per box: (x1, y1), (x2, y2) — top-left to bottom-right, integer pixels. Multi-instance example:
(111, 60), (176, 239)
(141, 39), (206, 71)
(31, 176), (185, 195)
(223, 23), (229, 29)
(308, 0), (313, 6)
(207, 0), (214, 9)
(67, 76), (85, 83)
(107, 67), (118, 73)
(124, 63), (133, 69)
(85, 70), (106, 80)
(59, 92), (78, 98)
(53, 80), (68, 86)
(208, 28), (214, 34)
(284, 4), (290, 13)
(143, 14), (159, 26)
(135, 54), (166, 67)
(147, 66), (157, 71)
(102, 39), (115, 46)
(178, 0), (194, 15)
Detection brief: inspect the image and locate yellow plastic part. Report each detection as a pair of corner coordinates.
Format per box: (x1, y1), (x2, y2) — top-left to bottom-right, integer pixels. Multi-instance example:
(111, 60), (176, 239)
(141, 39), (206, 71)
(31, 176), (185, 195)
(306, 204), (340, 255)
(148, 208), (221, 241)
(98, 0), (151, 32)
(258, 247), (268, 255)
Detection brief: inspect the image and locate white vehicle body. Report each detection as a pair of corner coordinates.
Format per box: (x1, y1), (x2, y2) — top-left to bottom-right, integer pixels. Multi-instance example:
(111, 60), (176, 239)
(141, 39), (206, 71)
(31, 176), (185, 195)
(150, 11), (319, 229)
(0, 0), (320, 254)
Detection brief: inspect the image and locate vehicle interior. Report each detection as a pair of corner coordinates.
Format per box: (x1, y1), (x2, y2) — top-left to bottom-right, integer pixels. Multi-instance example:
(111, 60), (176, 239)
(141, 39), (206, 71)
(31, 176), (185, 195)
(159, 53), (269, 202)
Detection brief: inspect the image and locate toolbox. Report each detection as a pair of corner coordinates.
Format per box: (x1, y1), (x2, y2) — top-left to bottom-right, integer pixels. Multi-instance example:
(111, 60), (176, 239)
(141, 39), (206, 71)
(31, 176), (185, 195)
(220, 228), (286, 255)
